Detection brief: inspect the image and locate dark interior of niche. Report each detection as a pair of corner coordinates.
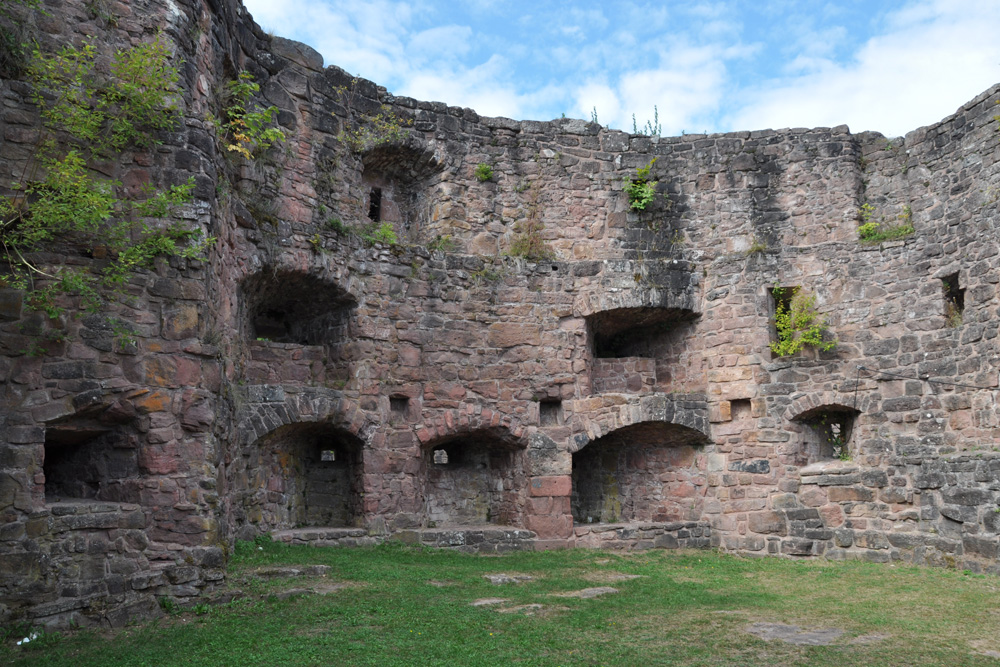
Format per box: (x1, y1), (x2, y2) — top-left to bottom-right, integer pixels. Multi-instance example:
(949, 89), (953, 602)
(795, 406), (859, 462)
(770, 286), (798, 317)
(390, 396), (409, 416)
(243, 271), (357, 345)
(941, 272), (964, 322)
(44, 423), (139, 503)
(588, 307), (699, 358)
(730, 398), (752, 420)
(361, 142), (446, 240)
(367, 187), (382, 221)
(539, 399), (561, 426)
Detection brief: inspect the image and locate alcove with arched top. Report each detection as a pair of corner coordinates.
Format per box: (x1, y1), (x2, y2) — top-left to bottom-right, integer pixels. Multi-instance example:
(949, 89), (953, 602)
(240, 270), (356, 346)
(361, 140), (447, 243)
(242, 423), (365, 530)
(571, 421), (709, 525)
(790, 404), (860, 465)
(422, 428), (527, 528)
(587, 307), (701, 394)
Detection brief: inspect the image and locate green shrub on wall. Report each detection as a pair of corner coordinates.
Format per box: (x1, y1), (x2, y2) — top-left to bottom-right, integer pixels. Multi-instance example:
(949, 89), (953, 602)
(626, 159), (658, 211)
(770, 287), (837, 356)
(0, 33), (211, 342)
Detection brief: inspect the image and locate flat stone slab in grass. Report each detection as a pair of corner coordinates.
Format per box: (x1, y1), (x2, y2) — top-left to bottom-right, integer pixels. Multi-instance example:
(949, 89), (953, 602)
(253, 565), (331, 579)
(427, 580), (456, 587)
(970, 640), (1000, 658)
(274, 582), (356, 600)
(746, 622), (843, 646)
(584, 571), (643, 583)
(552, 587), (619, 599)
(497, 604), (570, 617)
(484, 573), (534, 585)
(470, 598), (509, 607)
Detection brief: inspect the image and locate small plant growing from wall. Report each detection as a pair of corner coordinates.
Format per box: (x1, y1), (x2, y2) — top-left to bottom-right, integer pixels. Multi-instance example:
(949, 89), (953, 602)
(507, 181), (554, 260)
(474, 163), (493, 182)
(632, 106), (661, 136)
(626, 158), (658, 211)
(361, 221), (397, 246)
(428, 234), (458, 252)
(769, 287), (837, 356)
(335, 78), (412, 153)
(217, 71), (285, 160)
(857, 202), (914, 244)
(0, 34), (211, 339)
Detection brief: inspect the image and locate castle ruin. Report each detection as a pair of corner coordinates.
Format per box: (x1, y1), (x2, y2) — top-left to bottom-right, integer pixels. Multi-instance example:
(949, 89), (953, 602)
(1, 0), (999, 627)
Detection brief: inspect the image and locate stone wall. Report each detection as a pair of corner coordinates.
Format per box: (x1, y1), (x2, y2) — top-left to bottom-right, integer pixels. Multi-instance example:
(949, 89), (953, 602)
(1, 0), (999, 628)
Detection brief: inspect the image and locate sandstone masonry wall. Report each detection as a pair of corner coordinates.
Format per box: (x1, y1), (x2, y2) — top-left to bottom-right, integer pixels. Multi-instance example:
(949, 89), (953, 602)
(0, 0), (998, 628)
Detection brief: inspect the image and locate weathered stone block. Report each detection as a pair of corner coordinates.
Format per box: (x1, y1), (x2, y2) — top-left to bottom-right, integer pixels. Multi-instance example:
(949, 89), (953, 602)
(828, 486), (874, 502)
(529, 475), (571, 497)
(749, 511), (786, 535)
(941, 487), (993, 506)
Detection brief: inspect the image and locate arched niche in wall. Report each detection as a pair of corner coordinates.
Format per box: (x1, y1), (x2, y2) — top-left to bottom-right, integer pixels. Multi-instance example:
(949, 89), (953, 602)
(361, 139), (446, 243)
(422, 427), (527, 528)
(571, 420), (709, 525)
(240, 270), (357, 346)
(789, 404), (860, 465)
(586, 306), (700, 393)
(242, 423), (365, 530)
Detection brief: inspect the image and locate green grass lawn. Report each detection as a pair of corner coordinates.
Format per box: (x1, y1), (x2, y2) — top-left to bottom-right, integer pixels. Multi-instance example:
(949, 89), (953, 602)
(5, 540), (1000, 666)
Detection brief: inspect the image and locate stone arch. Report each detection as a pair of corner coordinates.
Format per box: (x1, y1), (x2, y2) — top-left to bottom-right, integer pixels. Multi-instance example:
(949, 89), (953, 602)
(786, 396), (864, 465)
(230, 389), (377, 536)
(414, 406), (528, 449)
(239, 267), (358, 346)
(414, 407), (529, 528)
(784, 392), (870, 423)
(568, 394), (710, 454)
(234, 389), (376, 449)
(571, 419), (709, 525)
(574, 264), (700, 319)
(361, 137), (448, 242)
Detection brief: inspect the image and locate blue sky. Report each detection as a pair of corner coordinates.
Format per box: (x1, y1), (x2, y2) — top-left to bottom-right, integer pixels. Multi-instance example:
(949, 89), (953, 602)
(243, 0), (1000, 137)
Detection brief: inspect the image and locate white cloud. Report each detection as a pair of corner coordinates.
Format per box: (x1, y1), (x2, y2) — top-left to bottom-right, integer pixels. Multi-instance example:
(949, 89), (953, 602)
(407, 25), (474, 64)
(398, 55), (562, 119)
(243, 0), (415, 85)
(574, 42), (748, 134)
(726, 0), (1000, 135)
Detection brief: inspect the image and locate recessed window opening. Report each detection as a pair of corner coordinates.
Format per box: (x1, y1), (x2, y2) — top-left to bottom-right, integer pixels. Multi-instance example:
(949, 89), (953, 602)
(730, 398), (752, 420)
(539, 399), (561, 426)
(588, 307), (698, 359)
(245, 424), (364, 529)
(44, 424), (138, 503)
(368, 187), (382, 221)
(242, 271), (357, 346)
(571, 421), (708, 525)
(941, 273), (964, 327)
(423, 430), (526, 527)
(770, 286), (797, 318)
(793, 405), (860, 464)
(769, 285), (799, 355)
(390, 396), (409, 416)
